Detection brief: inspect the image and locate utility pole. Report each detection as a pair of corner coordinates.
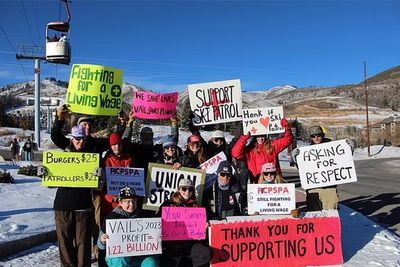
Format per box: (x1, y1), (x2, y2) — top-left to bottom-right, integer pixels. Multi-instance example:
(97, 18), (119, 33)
(364, 61), (371, 157)
(16, 44), (45, 149)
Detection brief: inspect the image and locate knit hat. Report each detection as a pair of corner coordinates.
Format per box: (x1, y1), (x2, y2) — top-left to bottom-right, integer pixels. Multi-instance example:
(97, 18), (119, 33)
(187, 134), (201, 144)
(71, 126), (86, 139)
(162, 135), (177, 148)
(261, 162), (276, 173)
(178, 178), (194, 188)
(140, 126), (153, 135)
(211, 130), (225, 139)
(309, 125), (324, 136)
(216, 160), (232, 175)
(118, 186), (137, 200)
(77, 116), (93, 125)
(109, 133), (122, 146)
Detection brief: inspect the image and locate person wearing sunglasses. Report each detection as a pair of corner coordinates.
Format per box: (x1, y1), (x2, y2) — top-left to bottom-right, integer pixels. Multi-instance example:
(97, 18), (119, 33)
(179, 134), (207, 168)
(157, 134), (183, 168)
(257, 162), (285, 184)
(203, 161), (244, 220)
(157, 179), (212, 267)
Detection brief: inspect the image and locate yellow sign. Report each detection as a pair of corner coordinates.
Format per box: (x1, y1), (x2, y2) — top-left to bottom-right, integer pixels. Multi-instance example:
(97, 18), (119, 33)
(66, 64), (123, 116)
(42, 151), (100, 188)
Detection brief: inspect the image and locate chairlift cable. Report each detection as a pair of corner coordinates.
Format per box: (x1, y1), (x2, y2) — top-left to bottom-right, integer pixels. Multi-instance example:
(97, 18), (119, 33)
(20, 0), (35, 45)
(30, 0), (42, 43)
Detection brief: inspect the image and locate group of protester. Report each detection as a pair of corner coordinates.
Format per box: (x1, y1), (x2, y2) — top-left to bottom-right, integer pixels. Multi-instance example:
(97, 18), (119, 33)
(43, 104), (337, 267)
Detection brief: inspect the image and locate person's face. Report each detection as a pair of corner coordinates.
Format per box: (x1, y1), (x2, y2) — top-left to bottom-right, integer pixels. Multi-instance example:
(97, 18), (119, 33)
(72, 137), (86, 151)
(263, 171), (276, 183)
(188, 142), (201, 153)
(212, 138), (225, 147)
(256, 135), (266, 144)
(120, 198), (137, 213)
(118, 113), (127, 124)
(179, 186), (194, 200)
(219, 172), (231, 186)
(310, 133), (323, 144)
(111, 143), (122, 155)
(79, 121), (91, 135)
(140, 133), (153, 145)
(164, 146), (176, 157)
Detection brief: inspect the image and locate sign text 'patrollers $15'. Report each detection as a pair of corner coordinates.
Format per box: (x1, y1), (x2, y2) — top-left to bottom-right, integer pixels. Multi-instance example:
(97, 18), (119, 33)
(66, 64), (123, 116)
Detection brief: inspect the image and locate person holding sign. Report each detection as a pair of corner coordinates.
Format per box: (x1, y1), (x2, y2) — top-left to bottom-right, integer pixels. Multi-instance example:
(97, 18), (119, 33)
(179, 135), (207, 168)
(98, 186), (158, 267)
(231, 118), (293, 183)
(157, 179), (211, 267)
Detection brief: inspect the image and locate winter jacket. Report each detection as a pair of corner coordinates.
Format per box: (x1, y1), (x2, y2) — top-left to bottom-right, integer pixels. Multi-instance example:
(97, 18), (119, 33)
(231, 118), (293, 179)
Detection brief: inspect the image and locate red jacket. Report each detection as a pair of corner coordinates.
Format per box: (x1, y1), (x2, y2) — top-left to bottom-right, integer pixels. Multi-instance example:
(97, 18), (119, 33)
(231, 119), (293, 180)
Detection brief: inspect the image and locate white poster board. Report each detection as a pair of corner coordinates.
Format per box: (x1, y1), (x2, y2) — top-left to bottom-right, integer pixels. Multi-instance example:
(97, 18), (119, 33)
(296, 139), (357, 190)
(247, 184), (296, 215)
(188, 79), (243, 126)
(105, 167), (145, 196)
(143, 163), (206, 211)
(106, 217), (162, 257)
(200, 151), (227, 174)
(242, 107), (285, 135)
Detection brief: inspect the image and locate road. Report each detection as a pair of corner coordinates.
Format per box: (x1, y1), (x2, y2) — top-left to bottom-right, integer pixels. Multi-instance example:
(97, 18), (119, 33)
(282, 157), (400, 236)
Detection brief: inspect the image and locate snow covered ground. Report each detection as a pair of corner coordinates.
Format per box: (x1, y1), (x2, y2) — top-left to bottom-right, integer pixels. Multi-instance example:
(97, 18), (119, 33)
(0, 127), (400, 266)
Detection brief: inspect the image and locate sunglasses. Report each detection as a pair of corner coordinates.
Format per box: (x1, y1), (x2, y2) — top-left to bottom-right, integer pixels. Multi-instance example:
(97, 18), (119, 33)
(219, 173), (231, 178)
(213, 138), (224, 143)
(189, 142), (201, 147)
(180, 187), (194, 192)
(310, 134), (323, 138)
(73, 137), (86, 141)
(263, 172), (276, 176)
(164, 146), (176, 150)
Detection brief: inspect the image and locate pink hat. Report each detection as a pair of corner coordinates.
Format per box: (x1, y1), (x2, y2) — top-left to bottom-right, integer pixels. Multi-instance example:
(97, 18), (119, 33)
(261, 162), (276, 173)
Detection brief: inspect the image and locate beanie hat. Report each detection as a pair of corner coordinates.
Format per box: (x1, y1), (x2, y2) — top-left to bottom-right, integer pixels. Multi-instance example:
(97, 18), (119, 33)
(140, 126), (153, 135)
(216, 160), (232, 175)
(118, 186), (137, 200)
(77, 116), (93, 126)
(309, 125), (324, 136)
(187, 134), (201, 144)
(178, 178), (194, 188)
(162, 135), (177, 148)
(71, 125), (87, 139)
(261, 162), (276, 173)
(211, 130), (225, 139)
(109, 133), (123, 146)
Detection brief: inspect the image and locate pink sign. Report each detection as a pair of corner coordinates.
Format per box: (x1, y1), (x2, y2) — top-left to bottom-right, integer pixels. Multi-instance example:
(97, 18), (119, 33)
(162, 207), (207, 241)
(133, 91), (178, 119)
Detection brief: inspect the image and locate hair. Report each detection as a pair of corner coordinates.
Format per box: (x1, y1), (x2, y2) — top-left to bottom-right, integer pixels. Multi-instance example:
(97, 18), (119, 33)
(186, 143), (206, 164)
(255, 138), (274, 155)
(258, 172), (286, 184)
(171, 190), (199, 207)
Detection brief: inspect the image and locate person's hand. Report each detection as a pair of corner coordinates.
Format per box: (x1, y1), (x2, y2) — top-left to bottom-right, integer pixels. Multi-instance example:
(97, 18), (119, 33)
(56, 104), (70, 121)
(101, 233), (109, 243)
(290, 208), (301, 218)
(37, 165), (48, 177)
(172, 162), (182, 170)
(280, 118), (289, 128)
(170, 117), (178, 127)
(127, 111), (136, 127)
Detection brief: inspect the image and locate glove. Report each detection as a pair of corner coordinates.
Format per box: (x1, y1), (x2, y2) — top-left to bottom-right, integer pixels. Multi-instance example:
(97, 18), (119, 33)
(56, 104), (70, 121)
(280, 118), (289, 128)
(37, 165), (48, 177)
(291, 148), (300, 163)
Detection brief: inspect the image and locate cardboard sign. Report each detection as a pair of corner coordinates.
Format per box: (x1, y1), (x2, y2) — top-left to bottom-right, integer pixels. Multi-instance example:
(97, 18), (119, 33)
(143, 163), (206, 211)
(188, 79), (243, 126)
(162, 207), (207, 240)
(133, 91), (178, 119)
(247, 184), (296, 215)
(106, 218), (162, 257)
(242, 107), (285, 135)
(66, 64), (123, 116)
(105, 167), (145, 196)
(296, 139), (357, 190)
(200, 152), (227, 174)
(42, 151), (99, 188)
(209, 212), (343, 267)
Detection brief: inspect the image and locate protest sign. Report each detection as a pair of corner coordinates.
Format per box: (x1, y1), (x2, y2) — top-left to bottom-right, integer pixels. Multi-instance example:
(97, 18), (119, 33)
(247, 184), (295, 215)
(209, 212), (343, 267)
(242, 107), (285, 135)
(162, 207), (207, 240)
(42, 151), (99, 188)
(133, 91), (178, 119)
(106, 167), (145, 196)
(296, 139), (357, 190)
(106, 217), (162, 257)
(188, 79), (243, 126)
(143, 163), (206, 211)
(200, 152), (227, 174)
(66, 64), (123, 116)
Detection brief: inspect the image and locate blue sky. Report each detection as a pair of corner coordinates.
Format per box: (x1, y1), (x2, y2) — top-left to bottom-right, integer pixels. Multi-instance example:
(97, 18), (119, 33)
(0, 0), (399, 92)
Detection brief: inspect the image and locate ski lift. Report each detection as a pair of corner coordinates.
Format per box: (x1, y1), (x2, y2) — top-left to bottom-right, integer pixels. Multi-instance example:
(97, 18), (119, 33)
(45, 0), (71, 65)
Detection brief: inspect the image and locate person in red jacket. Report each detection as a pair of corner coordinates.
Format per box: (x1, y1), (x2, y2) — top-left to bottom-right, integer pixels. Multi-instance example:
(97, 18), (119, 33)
(231, 118), (293, 183)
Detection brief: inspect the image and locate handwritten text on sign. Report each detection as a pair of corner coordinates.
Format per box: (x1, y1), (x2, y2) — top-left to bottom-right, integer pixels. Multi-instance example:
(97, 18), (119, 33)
(143, 163), (206, 211)
(242, 107), (284, 135)
(67, 64), (123, 116)
(162, 207), (207, 240)
(106, 167), (145, 196)
(209, 215), (343, 267)
(106, 218), (162, 258)
(42, 151), (99, 188)
(296, 139), (357, 190)
(188, 79), (243, 126)
(247, 184), (296, 215)
(133, 91), (178, 119)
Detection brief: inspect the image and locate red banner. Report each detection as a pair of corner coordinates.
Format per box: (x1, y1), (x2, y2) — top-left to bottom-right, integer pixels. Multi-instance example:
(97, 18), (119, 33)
(210, 216), (342, 267)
